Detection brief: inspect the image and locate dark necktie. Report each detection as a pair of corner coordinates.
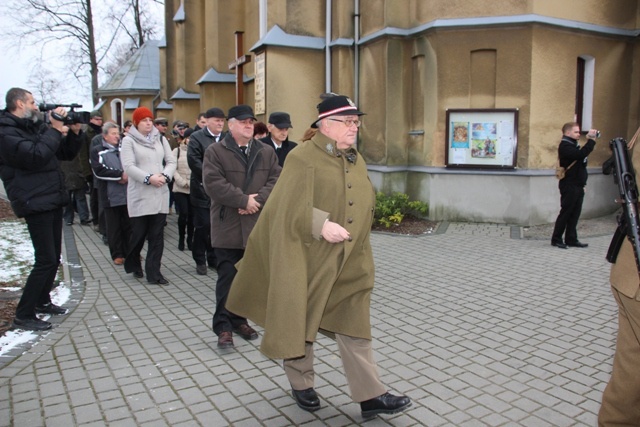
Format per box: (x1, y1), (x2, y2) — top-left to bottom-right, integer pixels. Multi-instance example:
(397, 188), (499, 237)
(275, 147), (281, 155)
(240, 146), (247, 157)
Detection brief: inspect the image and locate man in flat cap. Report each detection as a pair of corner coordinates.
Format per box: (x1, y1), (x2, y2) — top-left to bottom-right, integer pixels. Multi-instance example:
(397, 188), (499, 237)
(154, 117), (170, 138)
(260, 111), (297, 167)
(187, 107), (226, 276)
(202, 104), (281, 350)
(226, 94), (412, 419)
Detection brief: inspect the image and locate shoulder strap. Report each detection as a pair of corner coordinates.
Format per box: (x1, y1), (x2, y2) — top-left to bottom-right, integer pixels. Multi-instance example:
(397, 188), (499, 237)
(628, 125), (640, 150)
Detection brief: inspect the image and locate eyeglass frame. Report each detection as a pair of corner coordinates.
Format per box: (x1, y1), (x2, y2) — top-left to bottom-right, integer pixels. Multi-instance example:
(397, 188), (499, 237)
(328, 118), (362, 128)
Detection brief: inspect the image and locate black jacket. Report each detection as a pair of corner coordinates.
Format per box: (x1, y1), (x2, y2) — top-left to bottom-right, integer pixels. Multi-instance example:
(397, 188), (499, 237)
(187, 127), (225, 208)
(78, 122), (101, 178)
(558, 136), (595, 187)
(0, 111), (83, 217)
(259, 136), (298, 167)
(91, 140), (127, 208)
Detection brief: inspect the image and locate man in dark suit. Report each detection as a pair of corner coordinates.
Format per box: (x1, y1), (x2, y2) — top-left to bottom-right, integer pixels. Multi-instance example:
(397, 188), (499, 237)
(187, 107), (226, 275)
(260, 112), (297, 167)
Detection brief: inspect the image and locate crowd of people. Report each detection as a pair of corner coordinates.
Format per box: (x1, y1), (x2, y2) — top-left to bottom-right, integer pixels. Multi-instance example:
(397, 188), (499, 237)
(4, 87), (640, 423)
(0, 88), (412, 418)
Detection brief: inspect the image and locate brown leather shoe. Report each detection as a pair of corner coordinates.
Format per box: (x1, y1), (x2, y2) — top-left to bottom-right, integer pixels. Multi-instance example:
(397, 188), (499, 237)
(234, 324), (258, 340)
(217, 331), (234, 349)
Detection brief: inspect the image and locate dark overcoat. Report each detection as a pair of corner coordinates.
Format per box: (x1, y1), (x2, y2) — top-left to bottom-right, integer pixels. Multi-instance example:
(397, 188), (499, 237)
(0, 111), (82, 217)
(226, 132), (376, 359)
(202, 134), (280, 249)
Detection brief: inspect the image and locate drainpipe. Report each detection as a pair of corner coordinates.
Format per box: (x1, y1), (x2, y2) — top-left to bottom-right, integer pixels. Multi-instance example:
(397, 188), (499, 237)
(325, 0), (332, 93)
(259, 0), (267, 38)
(152, 91), (161, 116)
(354, 0), (360, 105)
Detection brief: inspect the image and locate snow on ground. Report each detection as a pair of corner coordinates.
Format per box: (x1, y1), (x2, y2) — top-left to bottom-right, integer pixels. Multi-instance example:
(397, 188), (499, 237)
(0, 220), (33, 282)
(0, 220), (72, 356)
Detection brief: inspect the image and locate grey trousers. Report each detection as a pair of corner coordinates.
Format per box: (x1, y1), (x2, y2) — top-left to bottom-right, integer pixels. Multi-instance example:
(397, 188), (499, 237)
(283, 334), (386, 402)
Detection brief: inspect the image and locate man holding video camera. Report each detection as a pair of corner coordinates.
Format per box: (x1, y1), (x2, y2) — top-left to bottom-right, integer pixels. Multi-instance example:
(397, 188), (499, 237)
(0, 87), (83, 331)
(551, 122), (597, 249)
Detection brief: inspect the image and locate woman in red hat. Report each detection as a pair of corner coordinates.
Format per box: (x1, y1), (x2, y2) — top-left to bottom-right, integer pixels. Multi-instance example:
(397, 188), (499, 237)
(120, 107), (177, 285)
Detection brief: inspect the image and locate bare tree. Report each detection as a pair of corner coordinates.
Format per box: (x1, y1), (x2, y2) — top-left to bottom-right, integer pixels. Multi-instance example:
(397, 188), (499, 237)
(2, 0), (163, 106)
(103, 0), (163, 79)
(27, 67), (62, 105)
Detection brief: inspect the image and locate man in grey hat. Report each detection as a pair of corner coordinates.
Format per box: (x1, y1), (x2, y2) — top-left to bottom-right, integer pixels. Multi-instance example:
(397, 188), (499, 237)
(260, 111), (297, 167)
(202, 104), (281, 349)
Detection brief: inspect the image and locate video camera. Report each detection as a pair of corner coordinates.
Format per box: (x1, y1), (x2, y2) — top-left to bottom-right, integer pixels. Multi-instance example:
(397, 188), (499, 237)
(39, 103), (91, 125)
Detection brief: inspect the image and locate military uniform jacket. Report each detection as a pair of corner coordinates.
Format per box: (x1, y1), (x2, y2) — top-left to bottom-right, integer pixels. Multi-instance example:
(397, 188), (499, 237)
(610, 144), (640, 300)
(226, 132), (376, 359)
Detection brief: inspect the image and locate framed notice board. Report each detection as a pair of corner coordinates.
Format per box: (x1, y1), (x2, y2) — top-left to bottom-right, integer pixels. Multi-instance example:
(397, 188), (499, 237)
(445, 109), (518, 169)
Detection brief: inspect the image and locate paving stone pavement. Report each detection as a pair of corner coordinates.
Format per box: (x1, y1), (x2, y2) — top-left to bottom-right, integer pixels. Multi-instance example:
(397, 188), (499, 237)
(0, 214), (617, 426)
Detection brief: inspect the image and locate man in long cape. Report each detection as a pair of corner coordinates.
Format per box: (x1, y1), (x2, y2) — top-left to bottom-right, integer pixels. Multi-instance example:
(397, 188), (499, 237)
(227, 94), (411, 419)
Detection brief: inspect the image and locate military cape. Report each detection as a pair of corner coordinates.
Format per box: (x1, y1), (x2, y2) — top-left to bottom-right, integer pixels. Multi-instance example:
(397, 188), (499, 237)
(226, 133), (376, 359)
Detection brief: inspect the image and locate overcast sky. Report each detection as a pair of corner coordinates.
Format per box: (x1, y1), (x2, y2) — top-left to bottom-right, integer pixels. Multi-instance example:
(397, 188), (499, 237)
(0, 1), (164, 111)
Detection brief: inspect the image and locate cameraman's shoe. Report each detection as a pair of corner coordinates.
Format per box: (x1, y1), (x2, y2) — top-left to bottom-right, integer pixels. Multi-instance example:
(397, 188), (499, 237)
(36, 303), (68, 316)
(13, 317), (52, 331)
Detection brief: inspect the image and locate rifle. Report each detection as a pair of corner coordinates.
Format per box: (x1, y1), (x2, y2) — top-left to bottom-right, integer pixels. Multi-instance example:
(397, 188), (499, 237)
(606, 137), (640, 276)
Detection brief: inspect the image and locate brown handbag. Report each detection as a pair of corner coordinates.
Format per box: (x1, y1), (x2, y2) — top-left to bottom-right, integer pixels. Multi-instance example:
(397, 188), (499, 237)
(555, 159), (577, 180)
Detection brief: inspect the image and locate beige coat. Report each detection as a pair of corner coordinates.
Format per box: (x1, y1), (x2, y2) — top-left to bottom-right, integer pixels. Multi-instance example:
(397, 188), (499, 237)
(121, 126), (176, 218)
(610, 144), (640, 300)
(226, 133), (376, 359)
(172, 144), (190, 195)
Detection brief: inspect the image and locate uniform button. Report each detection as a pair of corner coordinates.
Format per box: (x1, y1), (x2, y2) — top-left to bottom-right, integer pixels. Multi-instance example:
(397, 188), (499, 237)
(345, 169), (349, 173)
(347, 183), (352, 188)
(348, 237), (353, 242)
(347, 218), (353, 223)
(349, 201), (354, 206)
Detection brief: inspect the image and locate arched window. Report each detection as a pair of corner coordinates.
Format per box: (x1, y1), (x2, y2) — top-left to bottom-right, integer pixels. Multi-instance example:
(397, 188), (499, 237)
(110, 98), (124, 127)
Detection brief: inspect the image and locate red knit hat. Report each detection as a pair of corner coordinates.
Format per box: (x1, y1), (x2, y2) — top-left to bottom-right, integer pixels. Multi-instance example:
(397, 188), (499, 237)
(132, 107), (154, 126)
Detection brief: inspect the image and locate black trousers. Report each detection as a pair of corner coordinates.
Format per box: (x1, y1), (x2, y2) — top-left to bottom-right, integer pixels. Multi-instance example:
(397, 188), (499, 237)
(212, 248), (247, 335)
(124, 214), (166, 282)
(90, 179), (99, 225)
(16, 208), (63, 319)
(174, 193), (194, 243)
(63, 188), (90, 224)
(552, 184), (585, 244)
(192, 205), (216, 267)
(104, 205), (132, 260)
(90, 179), (106, 235)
